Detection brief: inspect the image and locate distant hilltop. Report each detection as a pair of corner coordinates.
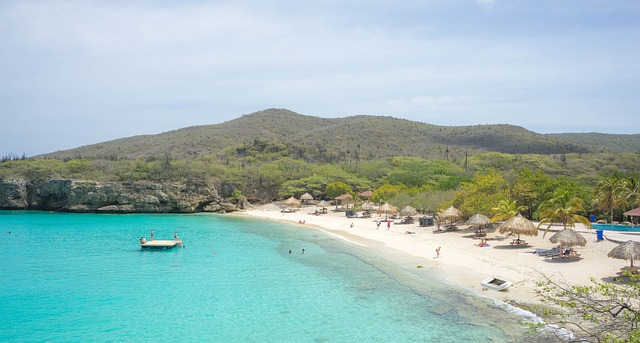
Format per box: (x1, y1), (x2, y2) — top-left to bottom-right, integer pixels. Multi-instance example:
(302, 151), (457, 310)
(40, 108), (640, 162)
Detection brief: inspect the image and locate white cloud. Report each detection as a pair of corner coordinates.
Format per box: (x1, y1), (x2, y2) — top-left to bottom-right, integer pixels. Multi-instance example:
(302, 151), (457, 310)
(0, 0), (639, 155)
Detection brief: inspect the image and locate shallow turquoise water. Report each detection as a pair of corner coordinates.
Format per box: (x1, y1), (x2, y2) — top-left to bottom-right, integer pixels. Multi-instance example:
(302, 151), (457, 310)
(0, 211), (528, 342)
(592, 223), (640, 232)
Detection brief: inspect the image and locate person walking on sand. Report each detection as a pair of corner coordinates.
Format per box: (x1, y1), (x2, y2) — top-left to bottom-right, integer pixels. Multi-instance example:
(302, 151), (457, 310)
(435, 246), (441, 258)
(387, 220), (391, 230)
(376, 219), (381, 229)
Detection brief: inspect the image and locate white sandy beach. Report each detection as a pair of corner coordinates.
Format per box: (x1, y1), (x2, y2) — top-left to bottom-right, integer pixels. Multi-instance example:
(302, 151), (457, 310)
(237, 203), (639, 307)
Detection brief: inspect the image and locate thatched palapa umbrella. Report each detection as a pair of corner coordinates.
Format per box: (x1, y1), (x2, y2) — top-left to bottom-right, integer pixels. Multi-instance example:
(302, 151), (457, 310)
(399, 205), (418, 217)
(316, 200), (330, 213)
(549, 228), (587, 248)
(377, 202), (397, 220)
(498, 213), (538, 242)
(608, 240), (640, 268)
(438, 206), (463, 226)
(300, 193), (314, 204)
(466, 214), (491, 227)
(284, 196), (301, 207)
(360, 201), (375, 211)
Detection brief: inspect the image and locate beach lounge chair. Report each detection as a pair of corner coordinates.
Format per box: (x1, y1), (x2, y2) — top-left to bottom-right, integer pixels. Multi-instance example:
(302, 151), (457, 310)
(535, 247), (561, 257)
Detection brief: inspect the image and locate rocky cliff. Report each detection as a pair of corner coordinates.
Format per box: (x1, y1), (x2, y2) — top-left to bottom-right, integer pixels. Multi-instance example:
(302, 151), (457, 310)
(0, 178), (242, 213)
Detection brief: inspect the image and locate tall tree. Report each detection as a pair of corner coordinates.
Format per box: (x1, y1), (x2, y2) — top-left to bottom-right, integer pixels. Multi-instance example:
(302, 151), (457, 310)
(538, 190), (591, 237)
(325, 181), (353, 199)
(454, 169), (509, 217)
(594, 177), (627, 223)
(510, 168), (551, 219)
(490, 199), (528, 222)
(624, 176), (640, 210)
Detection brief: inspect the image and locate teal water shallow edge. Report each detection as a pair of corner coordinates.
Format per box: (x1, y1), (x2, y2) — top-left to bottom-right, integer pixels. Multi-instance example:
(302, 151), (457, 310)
(592, 223), (640, 232)
(0, 211), (530, 342)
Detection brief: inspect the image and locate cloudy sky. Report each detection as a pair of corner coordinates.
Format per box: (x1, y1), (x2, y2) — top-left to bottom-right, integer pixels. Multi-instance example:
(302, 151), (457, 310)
(1, 0), (639, 156)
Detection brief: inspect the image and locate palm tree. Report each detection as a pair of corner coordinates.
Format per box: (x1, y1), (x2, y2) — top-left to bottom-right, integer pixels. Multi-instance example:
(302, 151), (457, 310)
(624, 176), (640, 210)
(538, 190), (591, 237)
(594, 177), (627, 223)
(490, 199), (527, 223)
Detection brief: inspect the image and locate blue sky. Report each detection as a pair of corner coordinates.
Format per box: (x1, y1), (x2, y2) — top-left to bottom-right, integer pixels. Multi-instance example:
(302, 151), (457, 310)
(1, 0), (639, 156)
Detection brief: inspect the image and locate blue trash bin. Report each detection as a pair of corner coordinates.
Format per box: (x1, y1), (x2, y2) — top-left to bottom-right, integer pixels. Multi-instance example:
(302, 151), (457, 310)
(596, 229), (604, 241)
(590, 215), (596, 222)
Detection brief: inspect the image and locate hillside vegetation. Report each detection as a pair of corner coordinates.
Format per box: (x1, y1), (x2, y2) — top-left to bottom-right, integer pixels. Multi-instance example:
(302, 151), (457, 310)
(40, 109), (596, 163)
(547, 132), (640, 154)
(2, 109), (640, 210)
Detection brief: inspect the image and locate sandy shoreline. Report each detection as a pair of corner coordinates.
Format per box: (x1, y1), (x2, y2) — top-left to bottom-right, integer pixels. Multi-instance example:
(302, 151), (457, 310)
(234, 203), (633, 308)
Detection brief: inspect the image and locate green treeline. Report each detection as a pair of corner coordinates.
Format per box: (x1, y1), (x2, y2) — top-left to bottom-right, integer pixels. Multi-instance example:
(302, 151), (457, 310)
(2, 144), (640, 221)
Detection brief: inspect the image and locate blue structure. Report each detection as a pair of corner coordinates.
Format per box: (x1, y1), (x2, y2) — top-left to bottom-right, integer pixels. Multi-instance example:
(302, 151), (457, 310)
(596, 229), (604, 241)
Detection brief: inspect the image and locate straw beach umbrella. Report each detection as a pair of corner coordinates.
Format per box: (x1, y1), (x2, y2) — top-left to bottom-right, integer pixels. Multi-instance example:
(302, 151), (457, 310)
(360, 201), (375, 211)
(316, 200), (330, 213)
(466, 214), (491, 227)
(377, 202), (397, 220)
(498, 213), (538, 242)
(608, 240), (640, 268)
(284, 196), (301, 207)
(399, 205), (418, 217)
(549, 228), (587, 248)
(300, 193), (314, 203)
(438, 206), (463, 226)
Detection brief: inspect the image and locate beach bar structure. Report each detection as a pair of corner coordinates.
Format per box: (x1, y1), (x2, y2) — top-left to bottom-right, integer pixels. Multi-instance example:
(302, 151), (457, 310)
(140, 240), (182, 249)
(624, 207), (640, 224)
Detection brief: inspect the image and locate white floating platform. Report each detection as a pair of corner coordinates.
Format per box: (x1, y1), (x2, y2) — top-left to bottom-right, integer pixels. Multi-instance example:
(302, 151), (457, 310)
(140, 240), (182, 249)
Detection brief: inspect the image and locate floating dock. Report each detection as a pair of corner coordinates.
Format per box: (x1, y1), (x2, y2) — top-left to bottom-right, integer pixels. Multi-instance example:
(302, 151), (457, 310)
(140, 240), (182, 249)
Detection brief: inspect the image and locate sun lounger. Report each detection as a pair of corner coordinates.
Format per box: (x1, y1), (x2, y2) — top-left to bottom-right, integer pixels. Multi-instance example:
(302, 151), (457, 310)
(535, 247), (561, 257)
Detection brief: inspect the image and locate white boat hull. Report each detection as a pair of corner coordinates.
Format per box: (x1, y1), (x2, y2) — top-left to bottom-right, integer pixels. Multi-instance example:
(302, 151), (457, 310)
(481, 277), (512, 291)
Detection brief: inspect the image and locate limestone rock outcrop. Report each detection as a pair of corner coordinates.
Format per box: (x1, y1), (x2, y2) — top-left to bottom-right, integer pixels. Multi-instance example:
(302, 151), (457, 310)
(0, 178), (230, 213)
(0, 179), (28, 209)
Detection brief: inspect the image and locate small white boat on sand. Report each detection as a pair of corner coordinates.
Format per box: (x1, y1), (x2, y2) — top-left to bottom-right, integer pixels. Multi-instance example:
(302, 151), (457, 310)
(481, 277), (512, 291)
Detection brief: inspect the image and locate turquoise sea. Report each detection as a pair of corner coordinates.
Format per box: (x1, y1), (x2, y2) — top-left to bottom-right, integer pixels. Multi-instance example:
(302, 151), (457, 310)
(0, 211), (530, 342)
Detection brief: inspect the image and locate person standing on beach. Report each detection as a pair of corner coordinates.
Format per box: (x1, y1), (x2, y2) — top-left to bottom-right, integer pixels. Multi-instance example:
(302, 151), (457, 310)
(376, 219), (381, 229)
(387, 221), (391, 230)
(435, 246), (441, 258)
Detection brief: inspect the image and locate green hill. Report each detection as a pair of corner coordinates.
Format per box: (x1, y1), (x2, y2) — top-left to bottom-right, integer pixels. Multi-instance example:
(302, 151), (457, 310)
(546, 133), (640, 154)
(3, 108), (639, 205)
(41, 108), (594, 163)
